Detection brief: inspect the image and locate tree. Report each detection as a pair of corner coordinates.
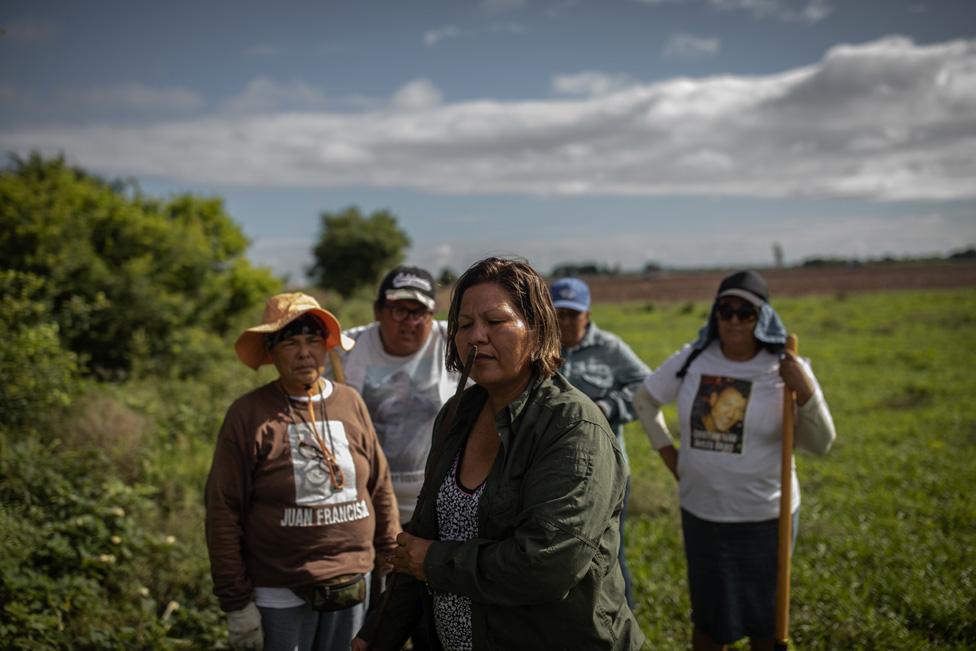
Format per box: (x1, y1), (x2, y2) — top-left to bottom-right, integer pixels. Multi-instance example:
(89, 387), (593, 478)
(308, 207), (411, 298)
(0, 153), (281, 378)
(438, 267), (457, 287)
(642, 261), (662, 276)
(550, 261), (620, 278)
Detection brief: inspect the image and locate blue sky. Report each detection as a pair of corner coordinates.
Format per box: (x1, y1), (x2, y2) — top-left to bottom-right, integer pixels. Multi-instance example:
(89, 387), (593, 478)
(2, 0), (975, 281)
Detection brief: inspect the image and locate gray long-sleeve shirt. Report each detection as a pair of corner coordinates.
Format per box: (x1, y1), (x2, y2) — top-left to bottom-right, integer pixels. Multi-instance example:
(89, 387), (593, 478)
(559, 321), (651, 466)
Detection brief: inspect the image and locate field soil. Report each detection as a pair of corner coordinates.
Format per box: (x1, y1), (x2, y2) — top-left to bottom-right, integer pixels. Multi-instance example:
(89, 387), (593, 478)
(581, 261), (976, 303)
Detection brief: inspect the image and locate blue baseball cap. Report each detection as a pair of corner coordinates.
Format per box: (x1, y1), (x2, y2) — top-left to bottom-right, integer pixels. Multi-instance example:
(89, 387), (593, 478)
(550, 277), (591, 312)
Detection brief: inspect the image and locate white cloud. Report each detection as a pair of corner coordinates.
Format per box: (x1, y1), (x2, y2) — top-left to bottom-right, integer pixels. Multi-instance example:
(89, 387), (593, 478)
(663, 33), (721, 58)
(799, 0), (832, 22)
(424, 26), (465, 47)
(3, 37), (974, 202)
(218, 77), (329, 114)
(552, 72), (636, 97)
(392, 79), (443, 110)
(708, 0), (833, 23)
(429, 243), (457, 274)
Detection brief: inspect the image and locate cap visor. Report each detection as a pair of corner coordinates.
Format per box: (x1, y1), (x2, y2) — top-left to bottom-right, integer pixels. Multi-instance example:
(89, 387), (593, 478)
(552, 300), (589, 312)
(717, 288), (764, 307)
(384, 289), (435, 310)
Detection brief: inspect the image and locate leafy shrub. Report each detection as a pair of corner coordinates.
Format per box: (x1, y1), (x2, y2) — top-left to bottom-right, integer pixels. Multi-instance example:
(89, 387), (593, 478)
(57, 389), (149, 484)
(0, 436), (226, 649)
(0, 153), (281, 379)
(0, 270), (79, 431)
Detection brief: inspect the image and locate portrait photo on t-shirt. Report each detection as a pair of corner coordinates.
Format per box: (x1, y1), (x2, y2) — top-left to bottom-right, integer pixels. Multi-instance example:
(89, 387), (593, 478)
(690, 375), (753, 454)
(362, 368), (441, 474)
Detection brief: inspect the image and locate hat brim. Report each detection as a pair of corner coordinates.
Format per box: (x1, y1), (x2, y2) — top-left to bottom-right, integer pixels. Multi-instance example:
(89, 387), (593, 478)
(552, 299), (589, 312)
(384, 289), (435, 311)
(234, 307), (354, 370)
(717, 288), (764, 307)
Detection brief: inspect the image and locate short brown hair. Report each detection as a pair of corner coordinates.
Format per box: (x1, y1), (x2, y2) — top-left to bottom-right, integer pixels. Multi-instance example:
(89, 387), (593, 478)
(445, 257), (562, 377)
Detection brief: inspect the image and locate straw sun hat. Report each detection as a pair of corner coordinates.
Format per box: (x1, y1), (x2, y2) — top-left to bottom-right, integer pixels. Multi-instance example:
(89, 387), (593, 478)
(234, 292), (355, 370)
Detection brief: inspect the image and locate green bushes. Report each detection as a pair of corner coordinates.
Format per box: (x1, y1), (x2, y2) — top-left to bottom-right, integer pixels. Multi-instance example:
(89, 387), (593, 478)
(0, 270), (79, 431)
(0, 438), (225, 649)
(5, 151), (972, 648)
(0, 153), (284, 647)
(0, 358), (276, 647)
(0, 153), (280, 379)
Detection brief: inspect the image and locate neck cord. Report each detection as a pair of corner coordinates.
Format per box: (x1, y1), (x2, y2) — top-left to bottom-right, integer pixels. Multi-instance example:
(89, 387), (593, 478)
(281, 379), (345, 491)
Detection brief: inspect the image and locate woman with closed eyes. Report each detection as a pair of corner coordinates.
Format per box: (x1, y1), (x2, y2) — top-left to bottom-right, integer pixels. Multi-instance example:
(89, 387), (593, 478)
(354, 257), (644, 651)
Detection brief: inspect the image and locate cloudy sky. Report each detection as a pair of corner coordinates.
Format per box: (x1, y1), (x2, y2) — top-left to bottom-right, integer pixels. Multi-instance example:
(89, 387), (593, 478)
(2, 0), (975, 280)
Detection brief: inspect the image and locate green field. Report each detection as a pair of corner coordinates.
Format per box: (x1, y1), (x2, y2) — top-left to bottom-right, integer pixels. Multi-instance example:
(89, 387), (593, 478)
(2, 288), (974, 649)
(594, 289), (976, 650)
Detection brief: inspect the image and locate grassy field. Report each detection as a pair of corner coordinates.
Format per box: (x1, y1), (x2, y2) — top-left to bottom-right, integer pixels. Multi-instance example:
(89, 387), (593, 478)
(592, 289), (976, 650)
(6, 287), (969, 648)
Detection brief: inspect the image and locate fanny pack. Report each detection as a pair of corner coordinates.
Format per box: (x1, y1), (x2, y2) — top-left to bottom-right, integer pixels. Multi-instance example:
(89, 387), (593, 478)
(293, 573), (366, 612)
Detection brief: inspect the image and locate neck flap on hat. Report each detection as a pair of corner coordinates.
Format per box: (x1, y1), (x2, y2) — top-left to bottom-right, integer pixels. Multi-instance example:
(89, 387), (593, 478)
(676, 302), (787, 378)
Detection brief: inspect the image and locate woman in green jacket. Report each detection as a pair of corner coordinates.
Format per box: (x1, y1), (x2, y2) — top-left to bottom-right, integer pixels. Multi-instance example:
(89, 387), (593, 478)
(354, 257), (644, 651)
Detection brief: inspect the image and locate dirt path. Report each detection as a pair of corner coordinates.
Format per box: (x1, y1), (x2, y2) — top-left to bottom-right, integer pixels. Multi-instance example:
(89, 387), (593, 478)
(581, 262), (976, 303)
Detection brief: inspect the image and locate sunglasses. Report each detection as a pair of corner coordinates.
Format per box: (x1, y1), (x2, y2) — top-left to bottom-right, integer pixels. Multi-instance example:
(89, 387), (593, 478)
(716, 303), (758, 322)
(388, 305), (432, 323)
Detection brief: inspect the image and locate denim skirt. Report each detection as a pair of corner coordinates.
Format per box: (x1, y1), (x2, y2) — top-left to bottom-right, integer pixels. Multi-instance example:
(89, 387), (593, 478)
(680, 508), (798, 644)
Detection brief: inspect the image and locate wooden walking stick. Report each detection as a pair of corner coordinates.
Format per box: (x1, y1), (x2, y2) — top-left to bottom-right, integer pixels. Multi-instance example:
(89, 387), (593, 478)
(328, 349), (346, 384)
(774, 334), (798, 651)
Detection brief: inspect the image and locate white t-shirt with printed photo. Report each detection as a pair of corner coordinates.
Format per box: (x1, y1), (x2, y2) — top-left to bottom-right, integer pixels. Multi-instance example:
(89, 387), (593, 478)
(643, 340), (821, 523)
(336, 321), (458, 523)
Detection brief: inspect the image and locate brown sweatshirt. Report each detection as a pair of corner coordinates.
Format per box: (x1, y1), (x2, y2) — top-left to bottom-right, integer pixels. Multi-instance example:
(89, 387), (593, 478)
(205, 380), (399, 612)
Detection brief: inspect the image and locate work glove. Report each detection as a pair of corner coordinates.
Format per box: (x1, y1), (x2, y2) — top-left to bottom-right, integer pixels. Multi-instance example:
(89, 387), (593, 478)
(227, 601), (263, 650)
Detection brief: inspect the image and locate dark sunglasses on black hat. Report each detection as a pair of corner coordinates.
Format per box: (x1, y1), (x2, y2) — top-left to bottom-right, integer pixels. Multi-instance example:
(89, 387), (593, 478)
(716, 302), (758, 322)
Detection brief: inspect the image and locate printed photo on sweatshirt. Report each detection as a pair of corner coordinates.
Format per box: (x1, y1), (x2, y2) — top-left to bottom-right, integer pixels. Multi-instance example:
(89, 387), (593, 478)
(689, 375), (752, 454)
(287, 420), (359, 505)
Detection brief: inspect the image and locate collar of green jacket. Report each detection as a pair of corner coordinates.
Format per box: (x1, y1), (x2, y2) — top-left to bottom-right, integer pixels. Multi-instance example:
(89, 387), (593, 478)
(450, 370), (548, 448)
